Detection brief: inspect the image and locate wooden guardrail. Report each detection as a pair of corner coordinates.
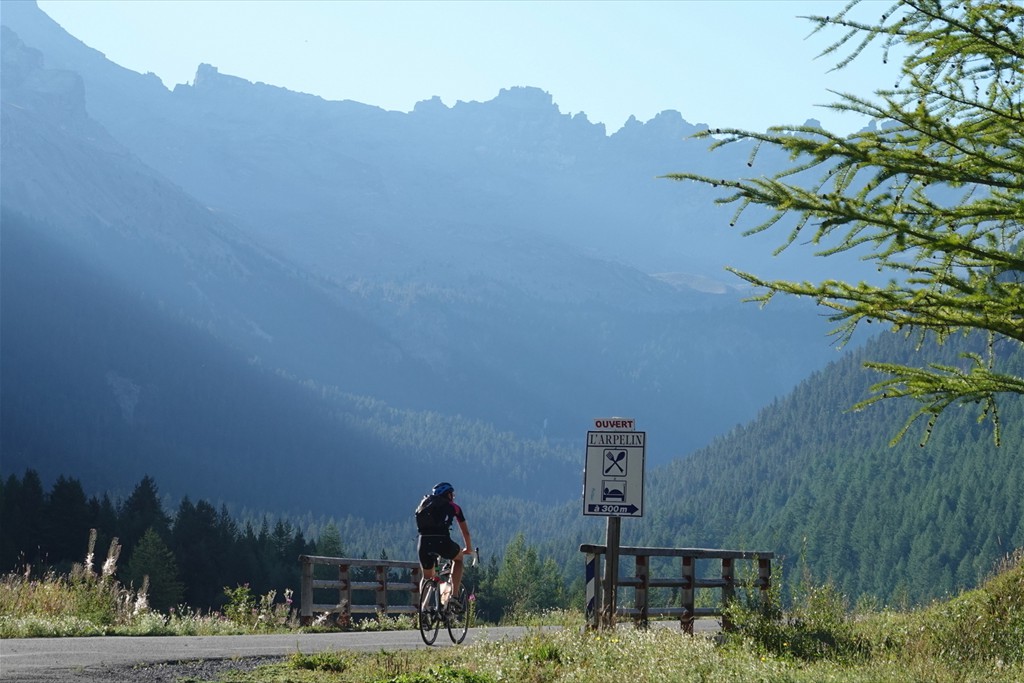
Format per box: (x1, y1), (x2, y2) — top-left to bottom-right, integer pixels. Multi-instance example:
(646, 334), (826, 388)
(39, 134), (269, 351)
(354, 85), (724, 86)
(580, 544), (774, 633)
(298, 555), (421, 626)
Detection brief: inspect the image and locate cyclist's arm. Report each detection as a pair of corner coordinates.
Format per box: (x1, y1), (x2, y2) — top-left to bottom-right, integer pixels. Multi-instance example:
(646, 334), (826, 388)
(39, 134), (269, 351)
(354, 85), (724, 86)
(457, 518), (472, 554)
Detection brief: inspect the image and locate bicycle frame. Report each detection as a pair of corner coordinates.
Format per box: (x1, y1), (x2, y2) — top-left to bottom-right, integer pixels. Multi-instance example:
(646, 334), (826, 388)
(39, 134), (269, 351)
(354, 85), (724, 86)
(418, 550), (477, 645)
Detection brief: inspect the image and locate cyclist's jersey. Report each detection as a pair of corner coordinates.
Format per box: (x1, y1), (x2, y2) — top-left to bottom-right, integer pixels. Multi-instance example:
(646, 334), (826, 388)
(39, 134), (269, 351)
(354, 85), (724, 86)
(419, 499), (465, 537)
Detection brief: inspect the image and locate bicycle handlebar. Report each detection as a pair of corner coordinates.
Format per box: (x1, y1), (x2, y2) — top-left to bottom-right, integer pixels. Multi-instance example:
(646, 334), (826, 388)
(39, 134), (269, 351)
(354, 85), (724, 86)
(431, 547), (480, 573)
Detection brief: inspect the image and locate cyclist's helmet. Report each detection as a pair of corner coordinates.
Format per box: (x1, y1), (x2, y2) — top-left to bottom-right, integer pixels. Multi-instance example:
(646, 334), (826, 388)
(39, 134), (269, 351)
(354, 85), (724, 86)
(432, 482), (454, 497)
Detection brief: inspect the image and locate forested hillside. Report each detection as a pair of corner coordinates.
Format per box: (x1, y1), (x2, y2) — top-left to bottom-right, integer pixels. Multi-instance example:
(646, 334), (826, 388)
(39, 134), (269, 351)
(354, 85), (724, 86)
(635, 332), (1024, 605)
(0, 209), (581, 516)
(457, 332), (1023, 609)
(3, 330), (1021, 611)
(0, 471), (572, 622)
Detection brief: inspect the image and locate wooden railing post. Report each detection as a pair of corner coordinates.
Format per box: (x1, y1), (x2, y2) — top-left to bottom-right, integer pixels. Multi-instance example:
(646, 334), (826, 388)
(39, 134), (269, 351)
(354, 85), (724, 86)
(635, 554), (649, 628)
(721, 557), (734, 631)
(338, 563), (351, 627)
(375, 565), (388, 614)
(758, 557), (772, 607)
(412, 566), (422, 610)
(680, 555), (695, 635)
(300, 556), (313, 626)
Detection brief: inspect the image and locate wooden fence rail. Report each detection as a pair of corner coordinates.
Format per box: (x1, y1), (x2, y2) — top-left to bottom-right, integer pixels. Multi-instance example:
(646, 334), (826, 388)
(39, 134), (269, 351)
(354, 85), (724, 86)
(580, 544), (774, 633)
(298, 554), (422, 626)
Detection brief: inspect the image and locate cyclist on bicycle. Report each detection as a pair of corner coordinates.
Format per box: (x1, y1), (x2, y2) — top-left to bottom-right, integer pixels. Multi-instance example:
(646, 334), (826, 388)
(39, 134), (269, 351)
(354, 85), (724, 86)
(416, 481), (472, 609)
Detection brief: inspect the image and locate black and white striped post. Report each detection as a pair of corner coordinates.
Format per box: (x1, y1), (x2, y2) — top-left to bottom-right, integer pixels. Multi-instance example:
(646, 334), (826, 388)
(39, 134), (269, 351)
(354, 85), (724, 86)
(584, 550), (601, 628)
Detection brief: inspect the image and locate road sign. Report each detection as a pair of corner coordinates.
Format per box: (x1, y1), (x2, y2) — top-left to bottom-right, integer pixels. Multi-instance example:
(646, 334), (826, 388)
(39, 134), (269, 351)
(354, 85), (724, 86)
(583, 427), (645, 517)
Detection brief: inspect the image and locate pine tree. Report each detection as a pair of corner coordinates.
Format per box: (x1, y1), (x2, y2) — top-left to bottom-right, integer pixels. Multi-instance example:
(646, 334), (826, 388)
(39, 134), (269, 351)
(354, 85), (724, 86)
(126, 527), (184, 613)
(118, 475), (171, 557)
(494, 533), (565, 620)
(5, 470), (45, 567)
(172, 497), (229, 609)
(43, 476), (91, 565)
(667, 0), (1024, 445)
(315, 522), (344, 558)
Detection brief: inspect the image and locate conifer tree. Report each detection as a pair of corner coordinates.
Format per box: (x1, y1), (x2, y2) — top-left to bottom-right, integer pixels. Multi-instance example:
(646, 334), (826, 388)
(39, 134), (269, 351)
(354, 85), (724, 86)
(494, 533), (565, 619)
(44, 476), (91, 564)
(118, 475), (171, 556)
(3, 471), (45, 567)
(172, 498), (229, 609)
(315, 522), (344, 558)
(313, 522), (344, 581)
(126, 527), (184, 613)
(667, 0), (1023, 445)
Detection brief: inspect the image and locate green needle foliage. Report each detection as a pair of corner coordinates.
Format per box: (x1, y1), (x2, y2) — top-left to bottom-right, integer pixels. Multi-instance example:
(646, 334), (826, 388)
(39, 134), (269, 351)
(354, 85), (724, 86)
(666, 0), (1024, 446)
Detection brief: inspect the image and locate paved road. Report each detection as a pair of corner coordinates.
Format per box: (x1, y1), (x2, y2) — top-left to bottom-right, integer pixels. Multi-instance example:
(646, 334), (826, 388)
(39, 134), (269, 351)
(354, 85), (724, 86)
(0, 627), (533, 681)
(0, 621), (716, 681)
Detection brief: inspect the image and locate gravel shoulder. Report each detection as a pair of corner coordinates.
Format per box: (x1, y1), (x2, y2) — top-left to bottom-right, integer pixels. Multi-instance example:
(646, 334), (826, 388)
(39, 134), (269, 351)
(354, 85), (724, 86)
(3, 656), (283, 683)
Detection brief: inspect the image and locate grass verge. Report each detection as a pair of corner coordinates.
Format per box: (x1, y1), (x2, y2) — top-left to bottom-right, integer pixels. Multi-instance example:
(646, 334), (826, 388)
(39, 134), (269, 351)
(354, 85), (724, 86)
(2, 537), (1021, 683)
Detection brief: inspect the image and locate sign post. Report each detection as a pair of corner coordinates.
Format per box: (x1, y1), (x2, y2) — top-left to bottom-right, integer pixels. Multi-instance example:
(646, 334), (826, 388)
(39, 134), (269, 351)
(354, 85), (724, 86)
(582, 418), (645, 628)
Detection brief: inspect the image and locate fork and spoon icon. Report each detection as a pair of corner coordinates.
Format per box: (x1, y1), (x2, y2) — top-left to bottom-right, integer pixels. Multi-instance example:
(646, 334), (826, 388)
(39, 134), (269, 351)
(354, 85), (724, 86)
(604, 450), (626, 474)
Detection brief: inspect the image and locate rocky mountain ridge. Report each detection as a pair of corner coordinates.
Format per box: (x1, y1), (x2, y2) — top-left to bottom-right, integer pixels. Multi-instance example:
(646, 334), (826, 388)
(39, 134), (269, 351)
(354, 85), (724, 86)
(2, 1), (856, 515)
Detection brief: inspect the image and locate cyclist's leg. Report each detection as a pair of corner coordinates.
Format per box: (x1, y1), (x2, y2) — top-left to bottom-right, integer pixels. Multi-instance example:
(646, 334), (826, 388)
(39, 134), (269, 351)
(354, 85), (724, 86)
(417, 536), (440, 597)
(442, 538), (465, 597)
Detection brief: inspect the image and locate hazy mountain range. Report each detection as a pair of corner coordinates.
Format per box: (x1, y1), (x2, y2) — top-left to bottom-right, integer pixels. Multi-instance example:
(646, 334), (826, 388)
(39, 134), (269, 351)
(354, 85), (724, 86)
(1, 0), (869, 517)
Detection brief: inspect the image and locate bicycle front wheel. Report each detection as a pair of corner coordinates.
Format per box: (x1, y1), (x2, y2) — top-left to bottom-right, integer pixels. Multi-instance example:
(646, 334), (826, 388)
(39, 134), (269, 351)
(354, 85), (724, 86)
(418, 583), (440, 645)
(446, 584), (470, 644)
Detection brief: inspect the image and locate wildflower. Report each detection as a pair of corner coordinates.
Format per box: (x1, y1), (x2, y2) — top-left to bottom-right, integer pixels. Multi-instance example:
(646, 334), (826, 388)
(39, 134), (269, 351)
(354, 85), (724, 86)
(101, 538), (121, 578)
(133, 576), (150, 615)
(84, 529), (98, 575)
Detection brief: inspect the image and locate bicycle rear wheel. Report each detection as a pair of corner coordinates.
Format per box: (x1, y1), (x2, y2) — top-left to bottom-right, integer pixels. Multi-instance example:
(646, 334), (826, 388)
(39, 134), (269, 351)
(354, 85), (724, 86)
(446, 584), (470, 644)
(418, 582), (440, 645)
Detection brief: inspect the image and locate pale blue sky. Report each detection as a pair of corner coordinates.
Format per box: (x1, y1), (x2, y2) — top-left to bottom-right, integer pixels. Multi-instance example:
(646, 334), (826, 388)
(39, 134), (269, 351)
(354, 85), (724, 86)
(36, 0), (897, 135)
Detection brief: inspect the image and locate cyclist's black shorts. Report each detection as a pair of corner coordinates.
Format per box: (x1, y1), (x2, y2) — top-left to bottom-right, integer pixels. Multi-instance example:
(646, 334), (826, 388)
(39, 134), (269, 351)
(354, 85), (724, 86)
(418, 534), (461, 570)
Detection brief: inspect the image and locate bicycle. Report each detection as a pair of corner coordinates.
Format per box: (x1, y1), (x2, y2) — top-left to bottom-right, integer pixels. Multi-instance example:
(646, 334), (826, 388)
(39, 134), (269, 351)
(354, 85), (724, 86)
(418, 549), (476, 645)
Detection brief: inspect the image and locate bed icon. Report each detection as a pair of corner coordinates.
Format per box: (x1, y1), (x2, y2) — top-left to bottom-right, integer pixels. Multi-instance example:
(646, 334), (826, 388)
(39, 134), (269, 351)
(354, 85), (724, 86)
(602, 481), (626, 502)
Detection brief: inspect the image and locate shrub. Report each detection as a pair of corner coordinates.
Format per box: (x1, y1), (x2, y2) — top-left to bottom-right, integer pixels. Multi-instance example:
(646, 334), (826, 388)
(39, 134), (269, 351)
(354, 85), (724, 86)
(222, 583), (297, 631)
(916, 549), (1024, 666)
(0, 532), (149, 636)
(723, 566), (871, 663)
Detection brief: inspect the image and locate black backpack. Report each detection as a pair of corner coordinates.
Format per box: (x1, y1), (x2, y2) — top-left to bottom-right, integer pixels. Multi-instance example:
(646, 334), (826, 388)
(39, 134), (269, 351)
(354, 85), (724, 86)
(415, 494), (449, 533)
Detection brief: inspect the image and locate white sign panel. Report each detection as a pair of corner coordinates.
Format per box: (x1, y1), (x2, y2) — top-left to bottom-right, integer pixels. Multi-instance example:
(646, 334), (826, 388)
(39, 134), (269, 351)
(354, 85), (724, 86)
(583, 423), (645, 517)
